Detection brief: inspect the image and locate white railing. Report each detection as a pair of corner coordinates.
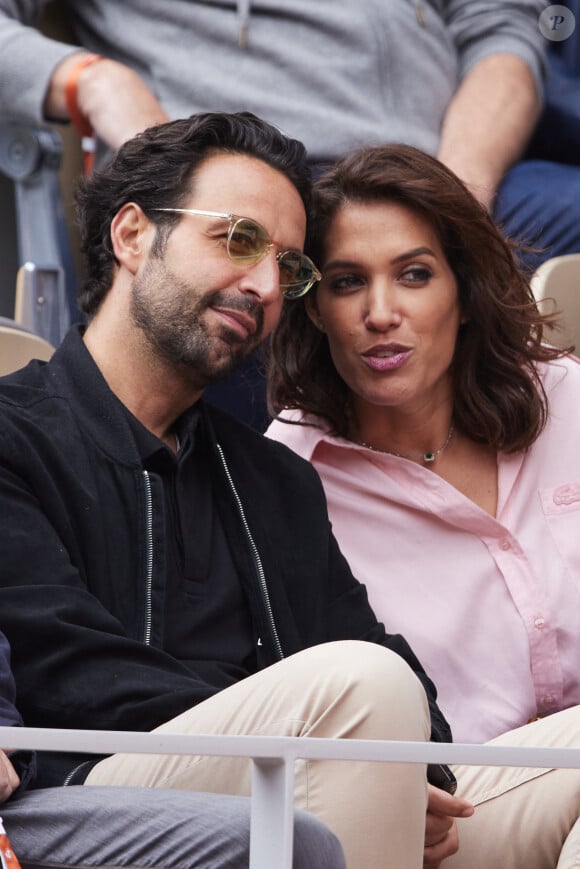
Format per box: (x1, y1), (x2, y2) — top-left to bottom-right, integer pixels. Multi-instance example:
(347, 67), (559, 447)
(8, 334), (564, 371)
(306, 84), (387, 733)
(2, 726), (579, 869)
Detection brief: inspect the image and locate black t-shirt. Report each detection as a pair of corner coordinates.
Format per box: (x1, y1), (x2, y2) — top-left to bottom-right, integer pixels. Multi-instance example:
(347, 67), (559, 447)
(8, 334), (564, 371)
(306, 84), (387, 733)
(124, 404), (257, 691)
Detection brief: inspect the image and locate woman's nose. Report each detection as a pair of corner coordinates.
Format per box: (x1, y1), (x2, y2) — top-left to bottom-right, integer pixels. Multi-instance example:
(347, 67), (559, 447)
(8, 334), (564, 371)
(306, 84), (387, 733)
(364, 285), (402, 330)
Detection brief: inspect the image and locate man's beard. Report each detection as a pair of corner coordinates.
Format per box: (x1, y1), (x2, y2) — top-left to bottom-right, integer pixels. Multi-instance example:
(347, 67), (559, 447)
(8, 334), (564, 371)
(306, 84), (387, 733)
(131, 257), (264, 388)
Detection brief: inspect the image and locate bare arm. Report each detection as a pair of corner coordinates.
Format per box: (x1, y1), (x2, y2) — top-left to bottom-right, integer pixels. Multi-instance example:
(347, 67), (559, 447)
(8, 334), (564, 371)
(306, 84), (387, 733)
(44, 52), (169, 149)
(437, 53), (541, 210)
(0, 3), (166, 138)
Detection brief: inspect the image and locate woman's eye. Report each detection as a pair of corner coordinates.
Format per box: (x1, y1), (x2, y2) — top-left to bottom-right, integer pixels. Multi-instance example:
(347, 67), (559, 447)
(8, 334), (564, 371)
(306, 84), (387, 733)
(400, 266), (431, 284)
(326, 273), (364, 292)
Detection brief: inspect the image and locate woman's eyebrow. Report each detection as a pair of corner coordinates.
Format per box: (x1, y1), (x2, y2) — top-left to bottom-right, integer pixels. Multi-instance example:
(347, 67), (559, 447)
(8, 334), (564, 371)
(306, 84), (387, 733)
(323, 246), (437, 271)
(391, 246), (436, 264)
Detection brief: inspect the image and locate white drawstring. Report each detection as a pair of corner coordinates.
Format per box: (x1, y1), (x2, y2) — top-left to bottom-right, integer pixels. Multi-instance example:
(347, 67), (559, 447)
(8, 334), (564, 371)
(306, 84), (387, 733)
(415, 1), (426, 26)
(237, 0), (251, 47)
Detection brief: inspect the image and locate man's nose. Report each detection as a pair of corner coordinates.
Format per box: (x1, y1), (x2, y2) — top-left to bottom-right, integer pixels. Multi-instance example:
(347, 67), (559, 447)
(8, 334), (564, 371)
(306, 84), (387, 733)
(238, 248), (281, 305)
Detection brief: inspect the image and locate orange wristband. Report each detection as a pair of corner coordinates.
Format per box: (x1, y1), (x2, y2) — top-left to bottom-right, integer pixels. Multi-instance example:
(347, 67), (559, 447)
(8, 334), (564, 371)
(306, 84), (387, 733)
(64, 53), (102, 137)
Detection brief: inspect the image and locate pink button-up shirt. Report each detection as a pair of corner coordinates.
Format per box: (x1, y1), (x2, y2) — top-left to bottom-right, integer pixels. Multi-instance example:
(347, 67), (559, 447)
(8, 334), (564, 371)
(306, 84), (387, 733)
(267, 357), (580, 743)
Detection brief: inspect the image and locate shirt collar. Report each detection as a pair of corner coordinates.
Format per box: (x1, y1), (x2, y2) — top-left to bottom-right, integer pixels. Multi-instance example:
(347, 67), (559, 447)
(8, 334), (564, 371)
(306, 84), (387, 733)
(124, 403), (202, 464)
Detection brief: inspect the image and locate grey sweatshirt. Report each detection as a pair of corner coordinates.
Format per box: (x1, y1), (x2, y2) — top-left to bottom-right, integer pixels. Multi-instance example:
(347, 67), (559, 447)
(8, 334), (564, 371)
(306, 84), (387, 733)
(0, 0), (545, 162)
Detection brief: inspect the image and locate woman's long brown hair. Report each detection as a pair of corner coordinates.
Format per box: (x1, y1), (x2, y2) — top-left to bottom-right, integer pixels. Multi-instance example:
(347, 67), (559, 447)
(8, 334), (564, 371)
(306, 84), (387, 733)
(269, 144), (570, 452)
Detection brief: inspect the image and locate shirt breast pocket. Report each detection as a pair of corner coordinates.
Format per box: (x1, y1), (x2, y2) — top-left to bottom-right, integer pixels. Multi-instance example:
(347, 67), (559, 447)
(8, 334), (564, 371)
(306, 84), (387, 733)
(540, 482), (580, 589)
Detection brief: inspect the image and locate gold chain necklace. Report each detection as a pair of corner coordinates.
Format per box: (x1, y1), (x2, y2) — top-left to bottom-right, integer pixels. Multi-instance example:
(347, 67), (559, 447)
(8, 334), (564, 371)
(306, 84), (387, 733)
(357, 424), (455, 465)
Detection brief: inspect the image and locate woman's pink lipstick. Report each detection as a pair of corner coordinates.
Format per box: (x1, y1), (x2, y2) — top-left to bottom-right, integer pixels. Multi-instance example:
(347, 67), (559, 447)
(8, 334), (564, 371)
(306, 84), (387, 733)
(362, 345), (411, 372)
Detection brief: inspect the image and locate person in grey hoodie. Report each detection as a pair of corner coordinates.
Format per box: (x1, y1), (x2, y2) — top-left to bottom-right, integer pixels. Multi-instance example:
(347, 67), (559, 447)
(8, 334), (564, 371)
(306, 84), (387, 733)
(0, 1), (565, 236)
(1, 0), (578, 429)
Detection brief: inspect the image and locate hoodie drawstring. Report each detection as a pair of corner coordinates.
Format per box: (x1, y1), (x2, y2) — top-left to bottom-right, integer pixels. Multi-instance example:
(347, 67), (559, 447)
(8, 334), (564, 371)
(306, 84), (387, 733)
(237, 0), (251, 47)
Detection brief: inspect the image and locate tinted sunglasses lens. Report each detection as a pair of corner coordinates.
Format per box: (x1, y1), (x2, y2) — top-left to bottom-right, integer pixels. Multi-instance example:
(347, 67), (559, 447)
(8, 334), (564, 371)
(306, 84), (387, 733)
(228, 218), (269, 262)
(279, 252), (317, 298)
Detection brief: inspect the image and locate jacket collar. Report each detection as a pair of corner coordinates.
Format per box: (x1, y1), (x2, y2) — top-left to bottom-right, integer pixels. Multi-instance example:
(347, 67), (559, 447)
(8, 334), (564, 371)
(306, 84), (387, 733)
(49, 326), (277, 471)
(47, 326), (176, 468)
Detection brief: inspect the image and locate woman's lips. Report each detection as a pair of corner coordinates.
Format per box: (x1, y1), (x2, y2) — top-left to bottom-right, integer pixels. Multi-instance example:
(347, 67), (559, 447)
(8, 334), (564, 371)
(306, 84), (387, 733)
(361, 346), (412, 372)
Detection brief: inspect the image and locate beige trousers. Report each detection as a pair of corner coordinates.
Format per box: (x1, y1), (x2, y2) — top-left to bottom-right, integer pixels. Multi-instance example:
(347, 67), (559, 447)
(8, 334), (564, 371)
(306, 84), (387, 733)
(446, 705), (580, 869)
(86, 641), (430, 869)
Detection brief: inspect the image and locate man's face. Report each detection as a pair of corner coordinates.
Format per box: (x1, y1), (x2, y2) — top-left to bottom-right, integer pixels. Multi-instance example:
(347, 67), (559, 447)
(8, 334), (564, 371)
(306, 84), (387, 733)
(130, 152), (307, 387)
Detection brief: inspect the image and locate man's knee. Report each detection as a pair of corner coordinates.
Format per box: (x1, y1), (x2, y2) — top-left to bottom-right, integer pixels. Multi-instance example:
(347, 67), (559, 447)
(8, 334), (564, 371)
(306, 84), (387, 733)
(290, 641), (430, 742)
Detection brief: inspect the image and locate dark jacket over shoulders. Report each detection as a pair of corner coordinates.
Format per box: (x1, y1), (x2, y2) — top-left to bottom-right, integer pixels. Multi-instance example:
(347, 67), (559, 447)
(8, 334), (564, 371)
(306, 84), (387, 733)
(0, 328), (451, 784)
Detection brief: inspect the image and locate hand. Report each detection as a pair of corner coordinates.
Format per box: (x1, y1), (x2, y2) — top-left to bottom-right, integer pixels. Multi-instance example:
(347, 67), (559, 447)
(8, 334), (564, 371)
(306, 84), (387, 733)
(46, 54), (170, 150)
(424, 783), (474, 868)
(77, 59), (170, 149)
(0, 750), (20, 803)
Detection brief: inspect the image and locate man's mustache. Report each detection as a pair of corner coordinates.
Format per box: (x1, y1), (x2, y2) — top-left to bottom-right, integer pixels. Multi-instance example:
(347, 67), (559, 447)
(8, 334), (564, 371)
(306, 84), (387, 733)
(204, 290), (265, 337)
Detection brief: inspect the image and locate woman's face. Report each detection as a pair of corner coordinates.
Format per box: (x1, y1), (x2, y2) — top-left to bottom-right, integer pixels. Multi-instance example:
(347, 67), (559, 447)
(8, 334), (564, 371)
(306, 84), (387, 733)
(307, 200), (462, 421)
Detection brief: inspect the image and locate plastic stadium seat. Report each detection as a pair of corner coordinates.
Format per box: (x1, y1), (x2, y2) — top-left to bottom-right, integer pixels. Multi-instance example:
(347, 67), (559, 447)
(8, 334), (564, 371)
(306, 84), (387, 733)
(531, 253), (580, 352)
(0, 317), (54, 376)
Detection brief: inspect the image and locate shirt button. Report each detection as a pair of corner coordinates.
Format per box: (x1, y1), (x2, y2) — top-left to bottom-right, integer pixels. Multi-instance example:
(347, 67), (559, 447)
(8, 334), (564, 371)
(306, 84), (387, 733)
(534, 617), (545, 630)
(543, 695), (556, 707)
(499, 538), (511, 551)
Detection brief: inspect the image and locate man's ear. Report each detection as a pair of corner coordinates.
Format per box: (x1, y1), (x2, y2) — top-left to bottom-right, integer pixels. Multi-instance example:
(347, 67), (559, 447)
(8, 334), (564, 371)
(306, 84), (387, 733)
(304, 293), (325, 332)
(110, 203), (152, 275)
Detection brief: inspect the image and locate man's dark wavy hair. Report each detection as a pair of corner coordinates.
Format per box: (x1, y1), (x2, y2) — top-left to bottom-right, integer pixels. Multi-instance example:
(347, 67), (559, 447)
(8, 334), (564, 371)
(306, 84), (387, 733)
(75, 112), (312, 316)
(269, 143), (570, 453)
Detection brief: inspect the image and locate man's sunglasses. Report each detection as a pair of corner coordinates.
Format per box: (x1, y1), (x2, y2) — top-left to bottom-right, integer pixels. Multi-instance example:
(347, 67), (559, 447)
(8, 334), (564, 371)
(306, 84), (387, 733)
(152, 208), (321, 298)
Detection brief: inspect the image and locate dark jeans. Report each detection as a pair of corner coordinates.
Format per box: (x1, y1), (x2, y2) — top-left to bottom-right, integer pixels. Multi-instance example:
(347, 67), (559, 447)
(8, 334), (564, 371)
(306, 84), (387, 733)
(494, 159), (580, 272)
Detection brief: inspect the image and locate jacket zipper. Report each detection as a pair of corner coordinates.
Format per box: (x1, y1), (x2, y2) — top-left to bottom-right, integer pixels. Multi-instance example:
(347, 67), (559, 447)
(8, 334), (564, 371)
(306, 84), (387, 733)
(62, 758), (96, 786)
(141, 470), (154, 646)
(216, 443), (284, 661)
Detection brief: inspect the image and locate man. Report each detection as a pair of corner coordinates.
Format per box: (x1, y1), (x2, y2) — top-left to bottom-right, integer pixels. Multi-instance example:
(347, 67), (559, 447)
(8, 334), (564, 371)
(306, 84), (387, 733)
(0, 631), (346, 869)
(0, 111), (469, 867)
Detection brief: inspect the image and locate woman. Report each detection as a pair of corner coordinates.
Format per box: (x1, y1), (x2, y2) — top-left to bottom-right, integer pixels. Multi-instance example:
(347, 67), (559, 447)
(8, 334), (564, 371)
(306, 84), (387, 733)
(267, 143), (580, 868)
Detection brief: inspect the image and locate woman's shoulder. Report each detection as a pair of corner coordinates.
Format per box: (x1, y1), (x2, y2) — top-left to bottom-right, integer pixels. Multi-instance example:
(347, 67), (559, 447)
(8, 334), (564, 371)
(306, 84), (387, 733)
(540, 353), (580, 398)
(265, 410), (331, 461)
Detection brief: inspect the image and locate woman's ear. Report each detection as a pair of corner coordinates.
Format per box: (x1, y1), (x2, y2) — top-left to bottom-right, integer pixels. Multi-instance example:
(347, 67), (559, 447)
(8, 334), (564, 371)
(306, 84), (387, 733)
(305, 293), (325, 332)
(110, 203), (152, 275)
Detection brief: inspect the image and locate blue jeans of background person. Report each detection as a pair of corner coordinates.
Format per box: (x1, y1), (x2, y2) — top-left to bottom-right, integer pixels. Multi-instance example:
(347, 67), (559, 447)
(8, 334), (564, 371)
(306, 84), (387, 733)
(494, 160), (580, 272)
